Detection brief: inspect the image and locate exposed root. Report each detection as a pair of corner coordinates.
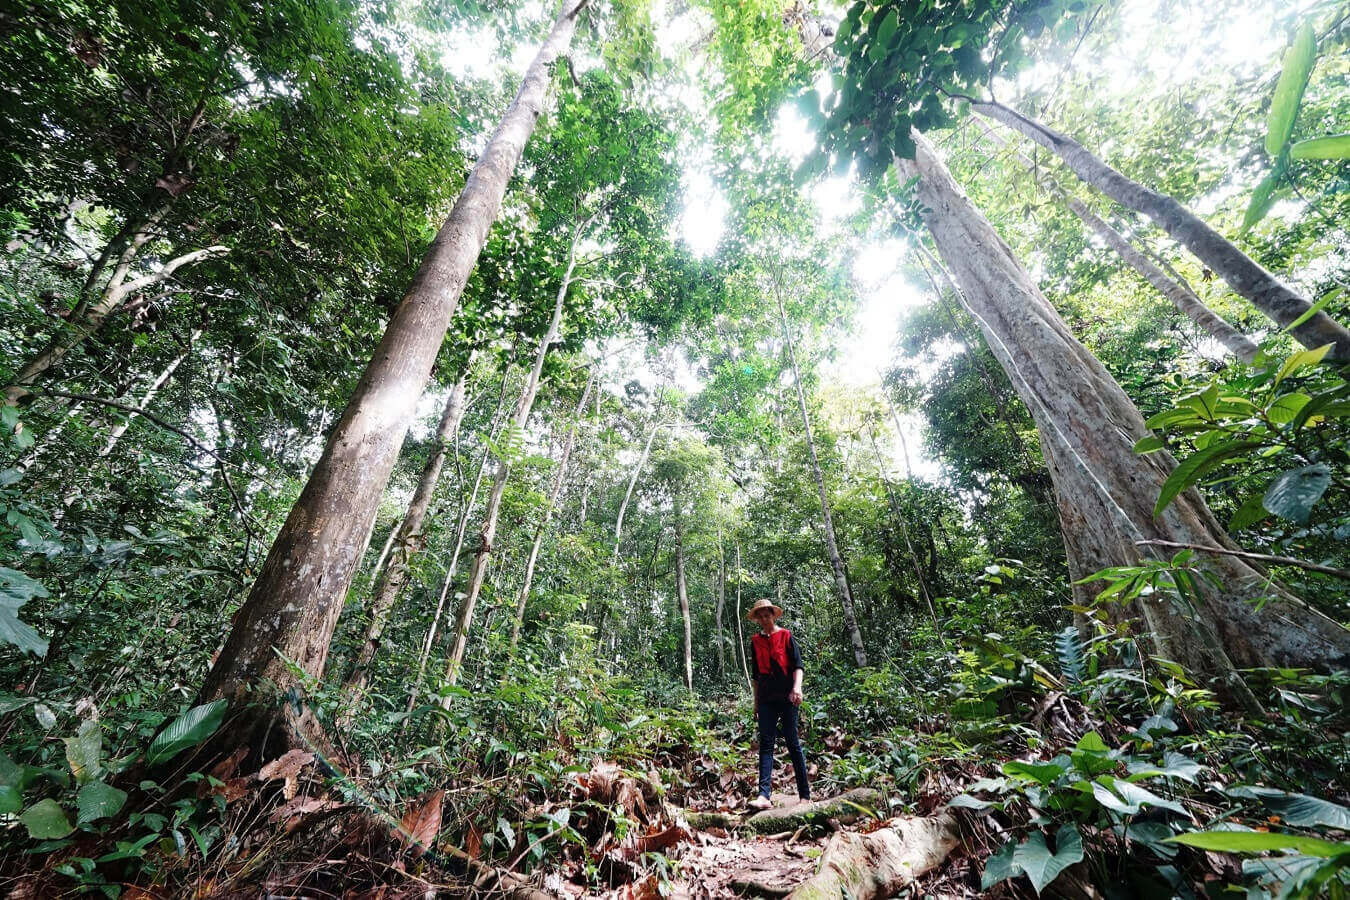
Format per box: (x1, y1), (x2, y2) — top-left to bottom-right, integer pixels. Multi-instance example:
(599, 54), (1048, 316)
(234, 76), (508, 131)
(785, 812), (959, 900)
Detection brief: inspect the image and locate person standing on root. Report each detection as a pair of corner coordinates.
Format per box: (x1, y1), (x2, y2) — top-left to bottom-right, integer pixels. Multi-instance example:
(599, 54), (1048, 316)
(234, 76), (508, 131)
(746, 598), (809, 810)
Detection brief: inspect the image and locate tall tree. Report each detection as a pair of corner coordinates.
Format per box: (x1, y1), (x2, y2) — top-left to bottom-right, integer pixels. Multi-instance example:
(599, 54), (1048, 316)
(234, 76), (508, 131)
(196, 0), (589, 724)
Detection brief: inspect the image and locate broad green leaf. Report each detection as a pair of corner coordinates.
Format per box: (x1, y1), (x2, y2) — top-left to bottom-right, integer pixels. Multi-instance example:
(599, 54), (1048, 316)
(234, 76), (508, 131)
(1263, 464), (1331, 524)
(65, 720), (102, 785)
(20, 798), (74, 839)
(0, 567), (49, 657)
(876, 9), (899, 48)
(1168, 830), (1349, 858)
(1266, 23), (1316, 157)
(1003, 759), (1069, 786)
(981, 839), (1021, 889)
(1275, 344), (1332, 385)
(1246, 788), (1350, 830)
(1229, 493), (1269, 531)
(76, 781), (127, 824)
(146, 699), (228, 765)
(947, 793), (994, 810)
(1013, 826), (1084, 895)
(1154, 441), (1258, 516)
(1267, 392), (1311, 425)
(1132, 435), (1163, 454)
(0, 784), (20, 814)
(1291, 133), (1350, 159)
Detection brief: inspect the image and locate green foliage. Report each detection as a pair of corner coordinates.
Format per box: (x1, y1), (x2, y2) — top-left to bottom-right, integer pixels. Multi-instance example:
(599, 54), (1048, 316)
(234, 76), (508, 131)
(145, 699), (228, 765)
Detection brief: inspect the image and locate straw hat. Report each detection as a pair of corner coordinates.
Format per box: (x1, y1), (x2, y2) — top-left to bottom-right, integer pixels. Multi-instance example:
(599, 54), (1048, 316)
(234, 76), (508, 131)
(746, 598), (784, 621)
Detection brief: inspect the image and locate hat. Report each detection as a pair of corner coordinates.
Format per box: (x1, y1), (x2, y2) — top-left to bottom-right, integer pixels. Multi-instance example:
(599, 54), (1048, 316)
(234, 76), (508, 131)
(746, 598), (784, 621)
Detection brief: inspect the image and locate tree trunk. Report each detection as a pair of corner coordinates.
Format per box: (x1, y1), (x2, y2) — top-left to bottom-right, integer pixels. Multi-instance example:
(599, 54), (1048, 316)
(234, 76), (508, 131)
(786, 812), (959, 900)
(673, 491), (694, 694)
(506, 364), (596, 654)
(973, 100), (1350, 361)
(898, 132), (1349, 706)
(443, 255), (574, 694)
(613, 412), (662, 562)
(714, 523), (726, 677)
(405, 366), (514, 713)
(734, 543), (751, 690)
(342, 365), (473, 698)
(774, 293), (868, 667)
(196, 0), (587, 720)
(974, 117), (1260, 363)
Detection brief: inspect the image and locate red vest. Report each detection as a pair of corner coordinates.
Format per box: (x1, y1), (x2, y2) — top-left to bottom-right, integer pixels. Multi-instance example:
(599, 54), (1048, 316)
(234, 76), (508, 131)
(752, 629), (792, 675)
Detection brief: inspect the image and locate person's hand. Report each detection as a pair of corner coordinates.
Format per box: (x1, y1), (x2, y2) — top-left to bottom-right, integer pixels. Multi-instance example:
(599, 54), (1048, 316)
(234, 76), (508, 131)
(788, 688), (803, 706)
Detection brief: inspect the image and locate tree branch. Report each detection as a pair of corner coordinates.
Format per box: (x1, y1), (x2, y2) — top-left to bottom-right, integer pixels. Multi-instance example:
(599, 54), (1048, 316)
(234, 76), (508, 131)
(1135, 539), (1350, 581)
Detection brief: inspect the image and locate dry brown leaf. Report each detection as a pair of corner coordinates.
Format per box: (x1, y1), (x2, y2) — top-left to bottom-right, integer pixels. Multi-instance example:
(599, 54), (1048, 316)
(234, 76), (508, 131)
(465, 822), (483, 859)
(268, 795), (339, 832)
(213, 777), (252, 804)
(634, 825), (690, 854)
(394, 789), (444, 856)
(209, 745), (249, 782)
(258, 748), (314, 800)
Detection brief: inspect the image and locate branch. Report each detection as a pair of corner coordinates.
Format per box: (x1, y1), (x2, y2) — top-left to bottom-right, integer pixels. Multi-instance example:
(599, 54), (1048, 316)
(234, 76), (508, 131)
(1135, 539), (1350, 581)
(115, 245), (229, 298)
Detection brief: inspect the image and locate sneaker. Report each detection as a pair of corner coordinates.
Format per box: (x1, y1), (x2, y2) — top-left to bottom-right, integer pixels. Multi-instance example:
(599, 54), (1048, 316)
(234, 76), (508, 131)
(747, 795), (773, 811)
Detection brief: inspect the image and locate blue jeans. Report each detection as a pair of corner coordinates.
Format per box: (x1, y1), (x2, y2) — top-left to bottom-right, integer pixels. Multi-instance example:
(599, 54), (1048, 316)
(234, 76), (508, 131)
(757, 698), (809, 800)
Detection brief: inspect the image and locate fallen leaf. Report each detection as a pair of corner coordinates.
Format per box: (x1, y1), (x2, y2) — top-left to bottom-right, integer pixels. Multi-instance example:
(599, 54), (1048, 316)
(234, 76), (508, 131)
(209, 746), (250, 782)
(395, 789), (444, 856)
(213, 777), (252, 804)
(465, 822), (483, 859)
(258, 748), (314, 800)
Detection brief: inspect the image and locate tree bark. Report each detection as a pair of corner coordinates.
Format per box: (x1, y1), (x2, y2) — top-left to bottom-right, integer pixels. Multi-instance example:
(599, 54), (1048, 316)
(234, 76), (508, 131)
(714, 522), (726, 677)
(774, 293), (868, 667)
(973, 117), (1260, 363)
(196, 0), (588, 718)
(673, 490), (694, 693)
(443, 253), (574, 694)
(898, 132), (1349, 706)
(786, 812), (959, 900)
(342, 366), (473, 698)
(972, 100), (1350, 361)
(506, 365), (596, 654)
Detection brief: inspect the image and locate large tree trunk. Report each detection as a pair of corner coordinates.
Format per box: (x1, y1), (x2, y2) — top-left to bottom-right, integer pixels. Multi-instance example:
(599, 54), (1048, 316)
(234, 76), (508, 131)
(506, 365), (596, 654)
(774, 293), (868, 667)
(196, 0), (587, 719)
(673, 492), (694, 693)
(714, 524), (726, 677)
(973, 100), (1350, 361)
(974, 117), (1260, 363)
(442, 257), (574, 694)
(898, 132), (1349, 706)
(342, 366), (473, 698)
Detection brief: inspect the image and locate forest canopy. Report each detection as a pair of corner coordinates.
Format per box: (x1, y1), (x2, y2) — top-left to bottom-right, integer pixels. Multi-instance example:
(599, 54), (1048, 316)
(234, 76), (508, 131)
(0, 0), (1348, 897)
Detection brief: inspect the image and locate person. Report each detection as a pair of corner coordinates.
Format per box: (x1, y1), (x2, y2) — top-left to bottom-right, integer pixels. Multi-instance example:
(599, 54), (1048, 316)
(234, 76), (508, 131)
(745, 598), (809, 810)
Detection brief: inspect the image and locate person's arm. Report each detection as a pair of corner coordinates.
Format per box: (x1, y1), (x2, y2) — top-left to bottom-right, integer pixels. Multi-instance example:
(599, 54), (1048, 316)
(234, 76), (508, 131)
(788, 636), (804, 705)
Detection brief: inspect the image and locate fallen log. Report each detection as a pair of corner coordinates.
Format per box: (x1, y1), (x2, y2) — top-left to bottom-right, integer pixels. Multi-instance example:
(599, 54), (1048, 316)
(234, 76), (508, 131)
(746, 788), (882, 833)
(785, 812), (959, 900)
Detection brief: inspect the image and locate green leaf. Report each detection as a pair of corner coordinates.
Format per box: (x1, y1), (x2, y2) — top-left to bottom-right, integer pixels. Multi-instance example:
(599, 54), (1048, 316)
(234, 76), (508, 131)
(1168, 830), (1349, 858)
(1246, 788), (1350, 829)
(1154, 441), (1258, 516)
(1013, 826), (1084, 895)
(1275, 344), (1332, 385)
(146, 699), (228, 766)
(1266, 392), (1311, 425)
(20, 798), (74, 839)
(0, 567), (49, 657)
(1290, 133), (1350, 159)
(1132, 436), (1164, 454)
(1003, 759), (1069, 786)
(1229, 493), (1269, 531)
(76, 781), (127, 825)
(0, 784), (20, 814)
(1262, 464), (1331, 524)
(981, 839), (1021, 889)
(1266, 23), (1316, 157)
(1243, 169), (1282, 232)
(1282, 287), (1342, 334)
(65, 720), (102, 785)
(875, 9), (899, 48)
